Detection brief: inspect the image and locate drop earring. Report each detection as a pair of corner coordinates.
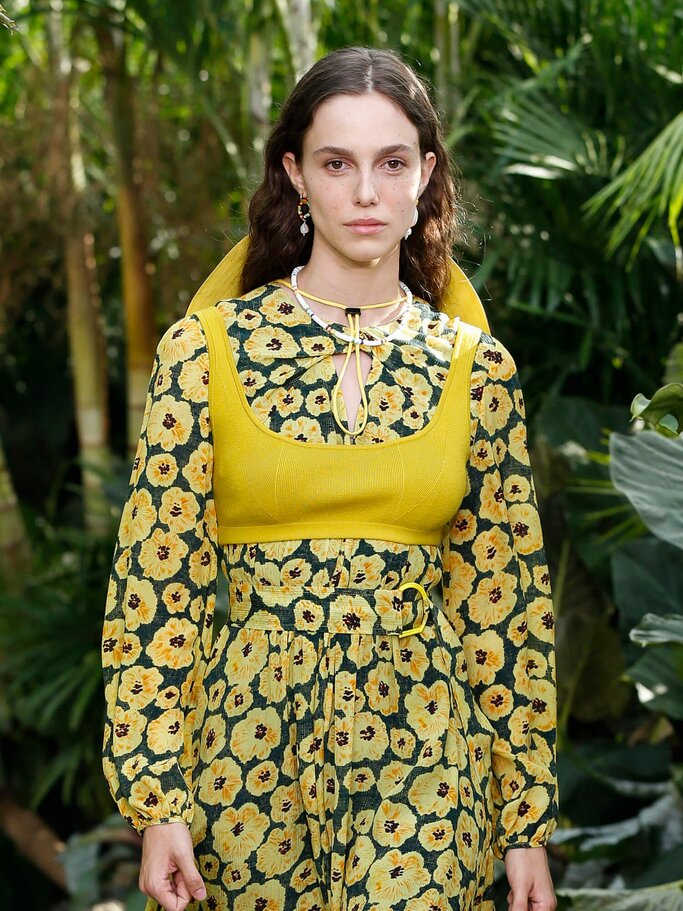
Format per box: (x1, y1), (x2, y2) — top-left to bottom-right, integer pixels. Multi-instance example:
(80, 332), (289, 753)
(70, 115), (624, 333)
(298, 194), (311, 235)
(403, 198), (420, 240)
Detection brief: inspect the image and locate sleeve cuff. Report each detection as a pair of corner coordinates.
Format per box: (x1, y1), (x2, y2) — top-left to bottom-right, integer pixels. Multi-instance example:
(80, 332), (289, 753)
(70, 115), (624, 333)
(493, 820), (556, 860)
(136, 816), (191, 835)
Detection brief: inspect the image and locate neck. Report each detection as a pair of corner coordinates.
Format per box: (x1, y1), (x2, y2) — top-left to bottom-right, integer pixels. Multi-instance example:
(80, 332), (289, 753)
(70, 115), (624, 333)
(292, 242), (406, 328)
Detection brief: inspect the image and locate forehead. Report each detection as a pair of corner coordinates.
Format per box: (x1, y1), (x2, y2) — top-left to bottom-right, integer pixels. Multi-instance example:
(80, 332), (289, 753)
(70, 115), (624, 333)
(304, 92), (419, 153)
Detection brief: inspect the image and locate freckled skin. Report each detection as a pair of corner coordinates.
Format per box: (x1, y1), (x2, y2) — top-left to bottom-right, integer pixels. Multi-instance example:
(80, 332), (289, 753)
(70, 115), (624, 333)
(282, 92), (437, 302)
(281, 92), (437, 429)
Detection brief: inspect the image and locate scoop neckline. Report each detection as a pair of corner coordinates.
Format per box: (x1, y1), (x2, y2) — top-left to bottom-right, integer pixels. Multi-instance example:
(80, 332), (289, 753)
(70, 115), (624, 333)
(208, 303), (463, 450)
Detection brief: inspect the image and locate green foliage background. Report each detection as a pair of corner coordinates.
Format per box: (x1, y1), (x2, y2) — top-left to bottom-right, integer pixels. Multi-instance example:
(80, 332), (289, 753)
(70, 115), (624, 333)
(0, 1), (681, 908)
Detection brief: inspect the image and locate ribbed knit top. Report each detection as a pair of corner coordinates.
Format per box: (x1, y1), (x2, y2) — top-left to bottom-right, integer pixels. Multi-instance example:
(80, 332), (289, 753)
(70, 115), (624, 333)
(196, 298), (482, 546)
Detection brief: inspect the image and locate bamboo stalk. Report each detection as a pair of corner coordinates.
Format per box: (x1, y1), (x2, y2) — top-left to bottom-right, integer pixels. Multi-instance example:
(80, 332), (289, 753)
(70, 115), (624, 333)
(96, 16), (157, 457)
(46, 6), (112, 534)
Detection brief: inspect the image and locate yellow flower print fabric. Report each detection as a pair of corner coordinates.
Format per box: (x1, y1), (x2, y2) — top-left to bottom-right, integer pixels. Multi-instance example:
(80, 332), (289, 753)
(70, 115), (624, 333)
(102, 320), (219, 832)
(440, 340), (558, 861)
(102, 284), (558, 911)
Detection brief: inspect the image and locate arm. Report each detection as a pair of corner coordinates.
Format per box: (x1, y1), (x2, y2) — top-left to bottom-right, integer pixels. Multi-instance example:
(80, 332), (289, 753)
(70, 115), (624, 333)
(101, 313), (219, 836)
(441, 332), (559, 861)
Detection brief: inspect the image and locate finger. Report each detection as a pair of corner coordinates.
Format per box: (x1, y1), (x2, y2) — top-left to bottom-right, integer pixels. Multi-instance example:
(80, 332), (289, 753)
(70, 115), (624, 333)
(175, 851), (207, 903)
(146, 876), (190, 911)
(510, 889), (531, 911)
(173, 870), (194, 902)
(529, 883), (557, 910)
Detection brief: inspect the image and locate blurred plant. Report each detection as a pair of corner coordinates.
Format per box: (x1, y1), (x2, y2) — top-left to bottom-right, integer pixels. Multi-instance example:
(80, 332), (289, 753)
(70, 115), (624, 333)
(609, 383), (683, 725)
(630, 383), (683, 436)
(453, 0), (682, 408)
(0, 521), (115, 816)
(56, 814), (145, 911)
(532, 375), (683, 906)
(0, 3), (16, 32)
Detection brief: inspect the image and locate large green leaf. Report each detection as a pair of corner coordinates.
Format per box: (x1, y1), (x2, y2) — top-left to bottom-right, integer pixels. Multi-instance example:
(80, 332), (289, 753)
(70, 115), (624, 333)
(493, 90), (612, 180)
(551, 785), (683, 852)
(536, 396), (629, 453)
(631, 383), (683, 436)
(559, 615), (630, 723)
(665, 343), (683, 386)
(552, 782), (683, 882)
(558, 880), (683, 910)
(631, 614), (683, 647)
(626, 646), (683, 719)
(631, 843), (683, 889)
(609, 432), (683, 549)
(611, 538), (683, 656)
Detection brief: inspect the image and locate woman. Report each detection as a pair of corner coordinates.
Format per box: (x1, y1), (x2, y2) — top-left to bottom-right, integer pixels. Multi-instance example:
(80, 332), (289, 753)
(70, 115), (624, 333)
(102, 45), (558, 911)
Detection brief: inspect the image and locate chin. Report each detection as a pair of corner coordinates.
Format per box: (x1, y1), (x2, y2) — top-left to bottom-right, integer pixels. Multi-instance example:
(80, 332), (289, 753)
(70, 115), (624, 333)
(335, 237), (401, 264)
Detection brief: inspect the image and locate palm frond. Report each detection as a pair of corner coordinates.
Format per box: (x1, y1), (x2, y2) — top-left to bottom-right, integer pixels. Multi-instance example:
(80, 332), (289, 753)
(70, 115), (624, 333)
(583, 112), (683, 274)
(0, 3), (17, 32)
(493, 92), (613, 179)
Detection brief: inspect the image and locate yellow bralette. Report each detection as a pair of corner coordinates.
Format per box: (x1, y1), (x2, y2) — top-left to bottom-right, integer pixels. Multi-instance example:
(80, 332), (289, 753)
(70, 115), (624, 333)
(196, 305), (482, 546)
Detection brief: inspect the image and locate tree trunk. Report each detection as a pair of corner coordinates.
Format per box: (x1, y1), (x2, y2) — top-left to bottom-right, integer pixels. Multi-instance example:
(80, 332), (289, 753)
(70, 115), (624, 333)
(246, 21), (273, 185)
(95, 14), (157, 457)
(0, 792), (67, 889)
(434, 0), (463, 122)
(448, 3), (463, 117)
(45, 7), (111, 534)
(434, 0), (449, 118)
(0, 434), (30, 585)
(275, 0), (317, 82)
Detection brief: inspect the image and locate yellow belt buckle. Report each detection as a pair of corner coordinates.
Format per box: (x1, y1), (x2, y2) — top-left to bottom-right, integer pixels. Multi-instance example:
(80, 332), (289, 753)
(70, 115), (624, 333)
(397, 581), (430, 638)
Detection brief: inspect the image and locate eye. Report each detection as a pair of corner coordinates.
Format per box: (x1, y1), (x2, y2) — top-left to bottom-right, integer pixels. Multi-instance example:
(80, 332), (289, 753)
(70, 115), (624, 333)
(384, 159), (405, 171)
(325, 159), (347, 171)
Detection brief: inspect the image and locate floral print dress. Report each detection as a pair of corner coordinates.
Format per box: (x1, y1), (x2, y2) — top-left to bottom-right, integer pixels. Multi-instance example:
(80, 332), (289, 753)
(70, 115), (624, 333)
(102, 282), (558, 911)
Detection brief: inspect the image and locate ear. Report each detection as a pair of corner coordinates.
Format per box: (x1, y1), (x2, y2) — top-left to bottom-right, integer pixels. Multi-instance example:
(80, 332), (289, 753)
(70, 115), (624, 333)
(418, 151), (437, 197)
(282, 152), (305, 195)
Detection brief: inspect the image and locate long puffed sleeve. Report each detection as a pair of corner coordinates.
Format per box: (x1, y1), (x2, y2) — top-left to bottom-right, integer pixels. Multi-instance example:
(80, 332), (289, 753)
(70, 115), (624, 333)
(441, 332), (559, 860)
(101, 314), (219, 834)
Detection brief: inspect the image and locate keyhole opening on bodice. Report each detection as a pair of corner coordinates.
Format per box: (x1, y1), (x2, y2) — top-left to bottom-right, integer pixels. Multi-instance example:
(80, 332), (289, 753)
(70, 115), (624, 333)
(331, 350), (373, 434)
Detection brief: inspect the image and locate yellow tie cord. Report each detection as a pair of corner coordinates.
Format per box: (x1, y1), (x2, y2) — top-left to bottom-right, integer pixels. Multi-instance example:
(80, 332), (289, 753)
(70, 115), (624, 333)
(283, 282), (408, 438)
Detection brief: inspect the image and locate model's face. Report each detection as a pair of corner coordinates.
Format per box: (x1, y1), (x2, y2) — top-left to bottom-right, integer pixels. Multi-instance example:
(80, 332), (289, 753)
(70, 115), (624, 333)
(282, 92), (436, 266)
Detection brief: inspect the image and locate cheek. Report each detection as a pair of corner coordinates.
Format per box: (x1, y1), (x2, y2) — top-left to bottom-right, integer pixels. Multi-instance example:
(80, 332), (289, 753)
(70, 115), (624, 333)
(389, 178), (419, 206)
(307, 183), (345, 218)
(394, 194), (416, 218)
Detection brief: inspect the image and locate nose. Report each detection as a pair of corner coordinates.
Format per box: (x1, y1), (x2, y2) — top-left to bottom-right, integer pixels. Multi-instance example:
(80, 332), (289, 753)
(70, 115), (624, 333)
(353, 167), (379, 206)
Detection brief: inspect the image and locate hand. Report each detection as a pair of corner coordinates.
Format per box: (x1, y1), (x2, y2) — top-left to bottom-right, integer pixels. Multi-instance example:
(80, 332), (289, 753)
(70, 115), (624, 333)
(505, 845), (556, 911)
(139, 821), (207, 910)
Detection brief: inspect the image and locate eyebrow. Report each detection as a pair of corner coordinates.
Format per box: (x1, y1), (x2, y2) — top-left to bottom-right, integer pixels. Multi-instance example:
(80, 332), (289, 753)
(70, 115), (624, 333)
(311, 144), (416, 158)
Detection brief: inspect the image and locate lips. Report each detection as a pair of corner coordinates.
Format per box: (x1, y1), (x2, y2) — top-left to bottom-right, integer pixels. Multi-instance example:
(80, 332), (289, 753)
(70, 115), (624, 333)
(345, 219), (386, 226)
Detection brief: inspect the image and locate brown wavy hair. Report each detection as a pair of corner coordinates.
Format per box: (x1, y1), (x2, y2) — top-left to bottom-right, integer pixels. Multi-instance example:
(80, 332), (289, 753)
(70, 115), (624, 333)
(241, 46), (465, 306)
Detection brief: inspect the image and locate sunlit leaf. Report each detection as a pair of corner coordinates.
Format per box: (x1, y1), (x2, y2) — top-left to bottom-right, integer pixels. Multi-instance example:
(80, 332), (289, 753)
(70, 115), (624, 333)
(630, 614), (683, 648)
(558, 880), (683, 910)
(630, 384), (683, 436)
(609, 432), (683, 549)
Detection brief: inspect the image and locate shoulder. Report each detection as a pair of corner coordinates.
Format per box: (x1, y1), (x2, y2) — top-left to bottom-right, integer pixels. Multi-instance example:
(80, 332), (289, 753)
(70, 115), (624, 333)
(471, 331), (519, 385)
(203, 281), (291, 334)
(155, 313), (208, 369)
(157, 281), (285, 357)
(467, 331), (527, 436)
(214, 281), (285, 314)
